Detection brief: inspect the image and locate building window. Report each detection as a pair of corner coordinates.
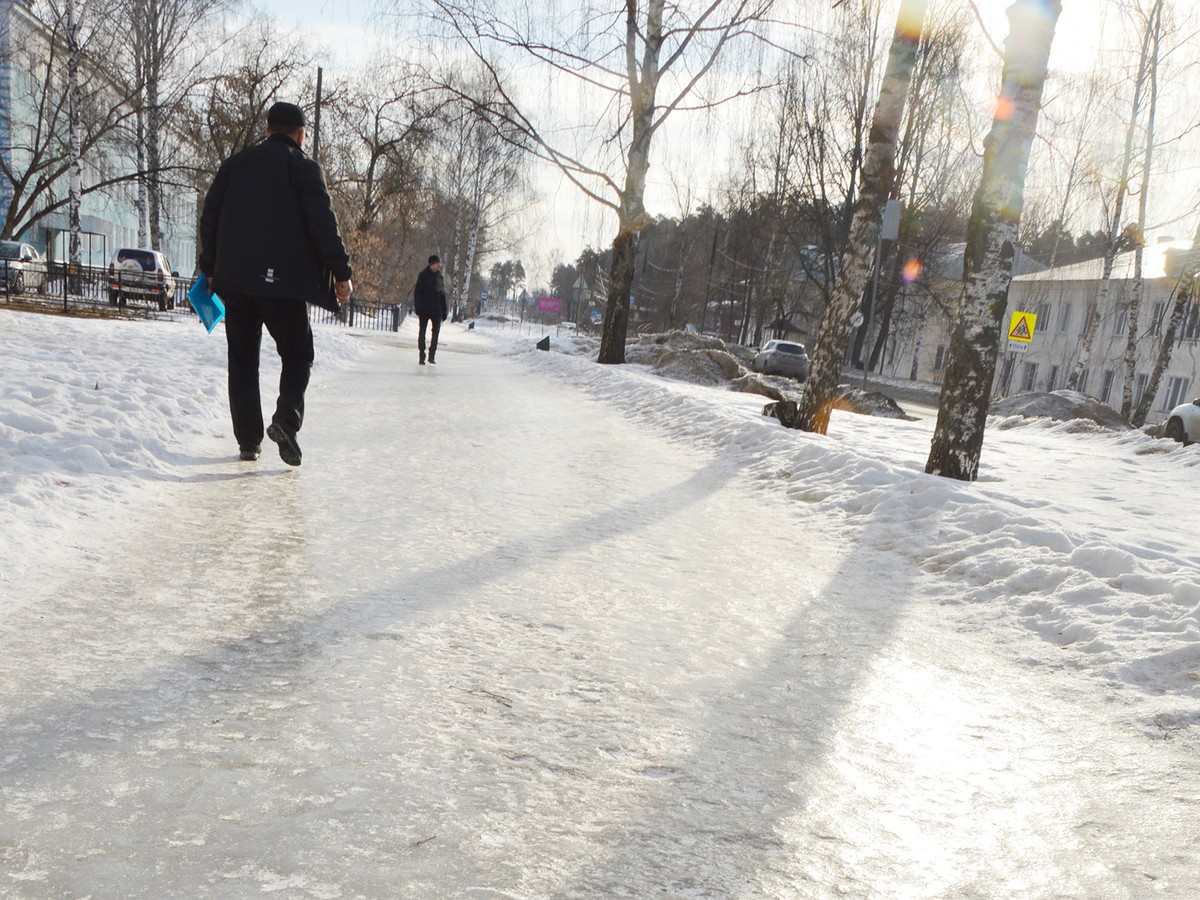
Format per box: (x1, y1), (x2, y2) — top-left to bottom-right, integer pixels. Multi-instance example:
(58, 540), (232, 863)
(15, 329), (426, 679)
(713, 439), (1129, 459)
(1162, 376), (1190, 411)
(1035, 303), (1050, 332)
(1000, 356), (1016, 395)
(1151, 301), (1166, 336)
(934, 344), (946, 372)
(1080, 302), (1096, 335)
(1114, 305), (1129, 336)
(1100, 369), (1115, 403)
(1184, 303), (1200, 341)
(1047, 364), (1060, 391)
(1134, 373), (1149, 407)
(1077, 369), (1089, 395)
(1021, 362), (1038, 392)
(1058, 303), (1071, 332)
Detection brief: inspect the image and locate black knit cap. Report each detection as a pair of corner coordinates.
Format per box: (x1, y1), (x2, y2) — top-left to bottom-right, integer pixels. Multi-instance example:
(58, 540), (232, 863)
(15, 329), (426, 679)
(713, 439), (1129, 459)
(429, 255), (440, 264)
(267, 101), (306, 128)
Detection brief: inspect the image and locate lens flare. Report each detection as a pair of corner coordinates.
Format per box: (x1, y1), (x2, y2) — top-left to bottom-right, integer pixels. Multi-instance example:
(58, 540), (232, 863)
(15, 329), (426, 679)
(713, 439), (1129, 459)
(902, 258), (923, 284)
(994, 95), (1016, 121)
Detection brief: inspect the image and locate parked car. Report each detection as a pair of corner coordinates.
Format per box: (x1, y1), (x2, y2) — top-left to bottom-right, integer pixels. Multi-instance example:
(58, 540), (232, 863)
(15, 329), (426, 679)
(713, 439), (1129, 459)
(108, 248), (177, 311)
(0, 240), (47, 294)
(1163, 398), (1200, 445)
(751, 339), (811, 380)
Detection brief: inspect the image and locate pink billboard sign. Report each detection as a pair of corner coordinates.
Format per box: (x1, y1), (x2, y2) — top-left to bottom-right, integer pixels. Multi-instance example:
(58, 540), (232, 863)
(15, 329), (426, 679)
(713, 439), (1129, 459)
(537, 296), (563, 313)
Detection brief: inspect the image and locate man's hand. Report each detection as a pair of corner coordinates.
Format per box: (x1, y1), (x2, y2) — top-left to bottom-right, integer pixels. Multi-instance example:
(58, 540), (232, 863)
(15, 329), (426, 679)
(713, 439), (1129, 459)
(335, 279), (353, 304)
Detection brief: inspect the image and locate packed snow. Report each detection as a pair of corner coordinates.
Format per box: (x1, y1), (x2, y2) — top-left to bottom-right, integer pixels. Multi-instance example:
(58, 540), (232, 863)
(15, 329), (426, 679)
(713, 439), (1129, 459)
(1, 308), (1198, 896)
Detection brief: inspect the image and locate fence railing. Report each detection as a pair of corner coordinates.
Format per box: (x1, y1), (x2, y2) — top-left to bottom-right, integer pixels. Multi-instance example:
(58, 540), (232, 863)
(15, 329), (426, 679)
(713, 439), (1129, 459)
(1, 259), (407, 334)
(310, 298), (406, 332)
(0, 259), (189, 315)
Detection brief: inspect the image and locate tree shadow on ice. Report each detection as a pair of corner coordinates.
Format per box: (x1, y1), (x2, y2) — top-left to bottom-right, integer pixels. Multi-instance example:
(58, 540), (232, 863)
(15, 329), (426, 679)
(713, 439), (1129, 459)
(0, 453), (739, 795)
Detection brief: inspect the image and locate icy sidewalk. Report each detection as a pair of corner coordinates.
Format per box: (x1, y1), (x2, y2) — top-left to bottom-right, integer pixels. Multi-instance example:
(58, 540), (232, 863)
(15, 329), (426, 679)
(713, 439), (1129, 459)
(1, 327), (1197, 897)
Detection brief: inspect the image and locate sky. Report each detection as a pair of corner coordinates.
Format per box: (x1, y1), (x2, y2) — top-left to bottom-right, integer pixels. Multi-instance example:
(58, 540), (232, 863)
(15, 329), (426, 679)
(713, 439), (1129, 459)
(251, 1), (1170, 284)
(2, 305), (1199, 892)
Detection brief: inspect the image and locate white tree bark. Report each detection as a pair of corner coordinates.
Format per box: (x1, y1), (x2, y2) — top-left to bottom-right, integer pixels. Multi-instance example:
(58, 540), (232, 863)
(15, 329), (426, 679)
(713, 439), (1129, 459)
(67, 0), (83, 272)
(1070, 4), (1156, 391)
(926, 0), (1061, 481)
(136, 106), (149, 247)
(1122, 0), (1164, 421)
(1134, 218), (1200, 427)
(792, 0), (928, 434)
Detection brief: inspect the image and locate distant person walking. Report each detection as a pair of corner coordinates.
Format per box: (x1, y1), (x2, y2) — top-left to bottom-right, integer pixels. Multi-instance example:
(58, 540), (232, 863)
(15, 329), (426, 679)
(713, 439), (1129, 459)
(413, 255), (447, 365)
(199, 101), (353, 466)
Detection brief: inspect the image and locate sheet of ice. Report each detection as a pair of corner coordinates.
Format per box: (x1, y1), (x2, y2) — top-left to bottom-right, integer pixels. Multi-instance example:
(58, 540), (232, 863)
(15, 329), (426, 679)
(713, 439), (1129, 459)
(1, 311), (1197, 896)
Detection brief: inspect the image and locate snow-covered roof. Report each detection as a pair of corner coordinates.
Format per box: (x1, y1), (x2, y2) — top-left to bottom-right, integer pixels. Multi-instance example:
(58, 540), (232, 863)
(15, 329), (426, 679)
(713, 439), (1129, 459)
(923, 242), (1047, 280)
(1011, 239), (1197, 283)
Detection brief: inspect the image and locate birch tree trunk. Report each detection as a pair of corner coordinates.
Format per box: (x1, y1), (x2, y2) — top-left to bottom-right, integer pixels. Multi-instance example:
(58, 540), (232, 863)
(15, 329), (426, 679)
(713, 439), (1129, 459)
(449, 204), (465, 318)
(147, 75), (164, 250)
(458, 173), (483, 316)
(1133, 219), (1200, 427)
(67, 0), (83, 275)
(1069, 8), (1154, 390)
(790, 0), (928, 434)
(926, 0), (1061, 481)
(597, 0), (663, 365)
(136, 106), (149, 247)
(1122, 0), (1163, 420)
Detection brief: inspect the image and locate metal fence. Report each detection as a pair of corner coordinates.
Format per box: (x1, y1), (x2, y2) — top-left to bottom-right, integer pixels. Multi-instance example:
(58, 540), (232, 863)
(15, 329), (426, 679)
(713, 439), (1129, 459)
(310, 297), (406, 332)
(0, 259), (188, 316)
(0, 258), (405, 334)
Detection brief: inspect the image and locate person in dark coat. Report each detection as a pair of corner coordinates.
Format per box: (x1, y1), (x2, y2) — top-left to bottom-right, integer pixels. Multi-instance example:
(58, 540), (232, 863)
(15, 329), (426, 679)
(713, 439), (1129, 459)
(199, 101), (353, 466)
(412, 255), (447, 365)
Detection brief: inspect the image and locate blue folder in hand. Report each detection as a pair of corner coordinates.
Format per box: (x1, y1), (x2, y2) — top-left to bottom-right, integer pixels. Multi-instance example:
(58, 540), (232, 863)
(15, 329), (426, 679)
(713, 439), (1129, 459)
(187, 273), (226, 333)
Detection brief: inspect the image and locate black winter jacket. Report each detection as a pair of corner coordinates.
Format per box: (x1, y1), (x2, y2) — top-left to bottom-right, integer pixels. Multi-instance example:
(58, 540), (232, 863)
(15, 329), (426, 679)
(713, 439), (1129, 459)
(199, 133), (351, 312)
(413, 266), (447, 320)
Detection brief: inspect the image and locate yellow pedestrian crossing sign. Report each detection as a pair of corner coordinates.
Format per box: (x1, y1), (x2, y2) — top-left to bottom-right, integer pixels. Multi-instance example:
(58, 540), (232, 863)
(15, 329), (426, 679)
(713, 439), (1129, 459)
(1008, 310), (1036, 343)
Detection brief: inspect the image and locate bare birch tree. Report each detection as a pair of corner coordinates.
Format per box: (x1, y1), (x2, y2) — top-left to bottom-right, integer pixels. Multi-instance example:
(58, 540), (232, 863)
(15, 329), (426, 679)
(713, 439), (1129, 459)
(1134, 216), (1200, 427)
(1068, 3), (1157, 391)
(413, 0), (779, 363)
(790, 0), (928, 434)
(1120, 0), (1165, 420)
(0, 0), (147, 243)
(121, 0), (229, 251)
(926, 0), (1061, 482)
(435, 84), (530, 319)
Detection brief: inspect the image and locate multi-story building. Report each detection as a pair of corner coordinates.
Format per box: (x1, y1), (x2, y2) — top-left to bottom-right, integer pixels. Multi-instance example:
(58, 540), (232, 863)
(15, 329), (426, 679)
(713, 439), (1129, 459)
(869, 237), (1199, 425)
(0, 0), (195, 272)
(1001, 238), (1198, 422)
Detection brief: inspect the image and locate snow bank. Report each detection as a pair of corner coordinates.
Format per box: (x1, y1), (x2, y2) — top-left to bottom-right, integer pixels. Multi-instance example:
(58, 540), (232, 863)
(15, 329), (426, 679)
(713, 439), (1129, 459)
(471, 319), (1200, 722)
(991, 389), (1130, 430)
(0, 311), (366, 604)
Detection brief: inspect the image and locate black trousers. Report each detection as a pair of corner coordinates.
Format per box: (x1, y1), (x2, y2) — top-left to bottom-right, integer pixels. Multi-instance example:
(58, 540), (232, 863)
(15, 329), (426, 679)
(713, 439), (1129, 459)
(418, 315), (441, 360)
(224, 293), (314, 448)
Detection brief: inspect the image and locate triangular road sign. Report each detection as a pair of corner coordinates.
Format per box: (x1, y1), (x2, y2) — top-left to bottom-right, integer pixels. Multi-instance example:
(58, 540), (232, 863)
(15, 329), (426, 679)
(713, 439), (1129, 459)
(1008, 311), (1035, 342)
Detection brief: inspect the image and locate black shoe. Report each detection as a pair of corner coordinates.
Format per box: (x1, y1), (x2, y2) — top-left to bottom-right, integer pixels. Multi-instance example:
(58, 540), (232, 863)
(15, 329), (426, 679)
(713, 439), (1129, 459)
(239, 444), (261, 461)
(266, 422), (302, 467)
(428, 357), (436, 365)
(419, 358), (426, 365)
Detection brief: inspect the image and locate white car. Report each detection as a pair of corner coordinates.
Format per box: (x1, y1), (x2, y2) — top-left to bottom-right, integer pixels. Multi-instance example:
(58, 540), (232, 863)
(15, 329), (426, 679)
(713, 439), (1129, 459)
(752, 339), (811, 380)
(1163, 399), (1200, 444)
(0, 240), (47, 294)
(108, 248), (178, 311)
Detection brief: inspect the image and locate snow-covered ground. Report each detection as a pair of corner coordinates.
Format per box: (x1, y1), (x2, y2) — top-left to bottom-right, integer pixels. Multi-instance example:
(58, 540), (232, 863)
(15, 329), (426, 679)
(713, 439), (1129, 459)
(1, 309), (1198, 896)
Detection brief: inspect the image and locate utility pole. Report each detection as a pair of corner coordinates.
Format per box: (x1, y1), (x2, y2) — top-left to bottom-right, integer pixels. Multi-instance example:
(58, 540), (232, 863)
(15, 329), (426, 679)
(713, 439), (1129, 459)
(862, 198), (901, 390)
(312, 66), (323, 163)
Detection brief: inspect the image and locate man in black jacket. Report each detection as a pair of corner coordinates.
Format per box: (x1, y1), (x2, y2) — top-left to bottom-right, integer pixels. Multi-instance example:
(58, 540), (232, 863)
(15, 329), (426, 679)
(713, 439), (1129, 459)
(412, 255), (447, 365)
(199, 101), (353, 466)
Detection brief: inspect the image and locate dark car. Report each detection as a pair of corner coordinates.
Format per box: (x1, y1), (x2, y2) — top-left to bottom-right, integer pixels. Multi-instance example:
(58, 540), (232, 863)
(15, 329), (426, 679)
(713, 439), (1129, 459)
(752, 339), (811, 380)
